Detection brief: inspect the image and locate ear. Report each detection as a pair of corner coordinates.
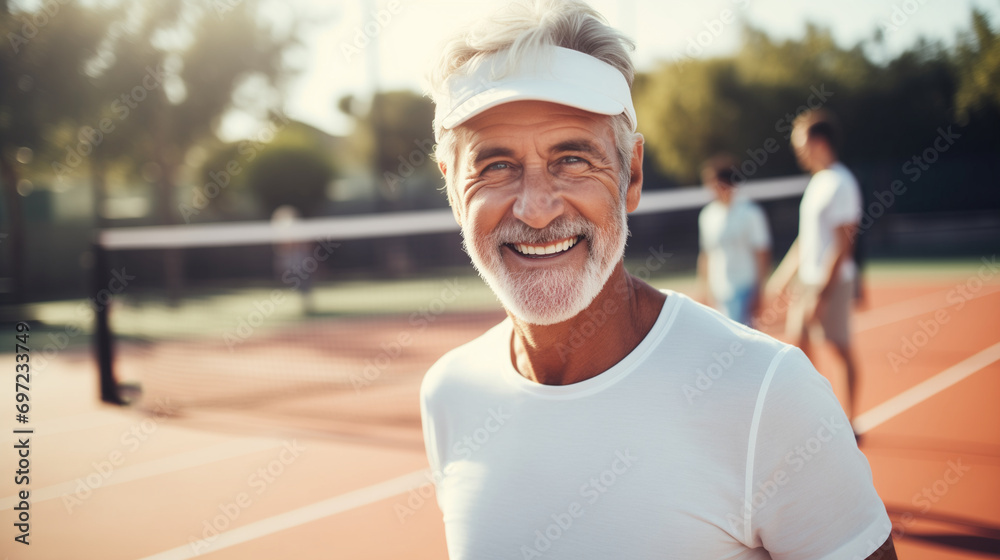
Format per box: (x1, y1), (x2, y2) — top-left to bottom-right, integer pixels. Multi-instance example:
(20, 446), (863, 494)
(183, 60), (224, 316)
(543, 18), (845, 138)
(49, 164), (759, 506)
(625, 134), (644, 213)
(439, 161), (463, 226)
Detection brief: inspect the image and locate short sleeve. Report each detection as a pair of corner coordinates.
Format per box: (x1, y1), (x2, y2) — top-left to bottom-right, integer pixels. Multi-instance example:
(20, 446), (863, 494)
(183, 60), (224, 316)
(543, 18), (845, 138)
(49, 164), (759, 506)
(745, 348), (890, 560)
(825, 172), (862, 227)
(746, 204), (771, 250)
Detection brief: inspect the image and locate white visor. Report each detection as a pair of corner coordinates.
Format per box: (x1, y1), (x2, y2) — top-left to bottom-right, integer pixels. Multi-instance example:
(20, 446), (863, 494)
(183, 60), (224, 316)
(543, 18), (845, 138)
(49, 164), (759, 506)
(436, 46), (636, 132)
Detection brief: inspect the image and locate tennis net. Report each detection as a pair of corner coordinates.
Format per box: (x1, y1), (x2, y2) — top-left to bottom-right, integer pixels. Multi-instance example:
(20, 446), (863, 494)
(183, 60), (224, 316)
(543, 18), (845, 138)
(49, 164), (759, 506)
(93, 175), (808, 427)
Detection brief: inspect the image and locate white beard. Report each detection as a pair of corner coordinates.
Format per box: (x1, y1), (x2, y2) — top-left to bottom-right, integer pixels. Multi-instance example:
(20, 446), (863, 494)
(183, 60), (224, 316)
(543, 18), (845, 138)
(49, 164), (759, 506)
(462, 207), (628, 325)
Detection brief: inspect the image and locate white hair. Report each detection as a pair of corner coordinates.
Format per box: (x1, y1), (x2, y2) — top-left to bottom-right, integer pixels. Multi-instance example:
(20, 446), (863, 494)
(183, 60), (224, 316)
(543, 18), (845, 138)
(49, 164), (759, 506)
(426, 0), (638, 197)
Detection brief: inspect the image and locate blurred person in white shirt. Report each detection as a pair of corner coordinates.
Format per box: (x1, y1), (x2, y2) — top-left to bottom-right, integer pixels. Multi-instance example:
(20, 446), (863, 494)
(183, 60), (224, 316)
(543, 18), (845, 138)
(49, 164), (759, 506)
(698, 154), (772, 326)
(767, 110), (863, 427)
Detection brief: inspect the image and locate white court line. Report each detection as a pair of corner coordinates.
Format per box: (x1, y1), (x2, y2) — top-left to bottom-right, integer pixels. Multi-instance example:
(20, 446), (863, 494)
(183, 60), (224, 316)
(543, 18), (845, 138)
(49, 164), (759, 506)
(137, 469), (431, 560)
(854, 341), (1000, 434)
(0, 438), (283, 510)
(854, 283), (1000, 333)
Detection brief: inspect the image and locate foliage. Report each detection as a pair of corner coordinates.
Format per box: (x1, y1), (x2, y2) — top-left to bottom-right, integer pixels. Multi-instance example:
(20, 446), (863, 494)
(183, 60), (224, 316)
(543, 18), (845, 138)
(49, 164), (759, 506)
(339, 90), (438, 206)
(246, 144), (335, 218)
(4, 0), (301, 222)
(954, 10), (1000, 121)
(634, 20), (995, 185)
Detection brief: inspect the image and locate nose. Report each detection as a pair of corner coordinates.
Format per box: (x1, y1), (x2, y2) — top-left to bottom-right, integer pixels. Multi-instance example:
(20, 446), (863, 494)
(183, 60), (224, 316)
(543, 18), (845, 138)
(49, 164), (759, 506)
(511, 166), (564, 230)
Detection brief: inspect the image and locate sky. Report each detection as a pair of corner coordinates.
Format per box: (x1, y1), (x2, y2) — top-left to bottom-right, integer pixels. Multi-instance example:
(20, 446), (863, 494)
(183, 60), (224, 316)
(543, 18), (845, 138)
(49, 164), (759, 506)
(220, 0), (1000, 140)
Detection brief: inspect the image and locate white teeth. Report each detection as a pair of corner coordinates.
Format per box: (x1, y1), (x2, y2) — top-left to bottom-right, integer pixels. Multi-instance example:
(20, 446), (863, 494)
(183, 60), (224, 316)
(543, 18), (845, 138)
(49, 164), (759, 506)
(514, 237), (578, 256)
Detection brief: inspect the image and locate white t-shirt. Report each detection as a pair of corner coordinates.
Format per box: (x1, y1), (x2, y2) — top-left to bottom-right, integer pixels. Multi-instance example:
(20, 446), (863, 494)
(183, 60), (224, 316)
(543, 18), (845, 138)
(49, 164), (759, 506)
(699, 196), (771, 300)
(420, 291), (890, 560)
(798, 162), (862, 286)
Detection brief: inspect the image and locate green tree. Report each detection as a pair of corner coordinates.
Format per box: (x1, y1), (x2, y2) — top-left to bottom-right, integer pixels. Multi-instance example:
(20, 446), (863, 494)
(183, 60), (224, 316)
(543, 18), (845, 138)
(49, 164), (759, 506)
(633, 22), (964, 183)
(246, 144), (335, 218)
(81, 0), (298, 227)
(70, 0), (301, 299)
(954, 9), (1000, 122)
(1, 0), (116, 299)
(635, 59), (744, 182)
(339, 90), (438, 206)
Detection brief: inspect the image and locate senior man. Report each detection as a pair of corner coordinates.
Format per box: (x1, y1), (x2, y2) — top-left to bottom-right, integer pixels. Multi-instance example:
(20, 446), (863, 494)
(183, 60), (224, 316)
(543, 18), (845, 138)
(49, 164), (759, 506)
(420, 1), (896, 558)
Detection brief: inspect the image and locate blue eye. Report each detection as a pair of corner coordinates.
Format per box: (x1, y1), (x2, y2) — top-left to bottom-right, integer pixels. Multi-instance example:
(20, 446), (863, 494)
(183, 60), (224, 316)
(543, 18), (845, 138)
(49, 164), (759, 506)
(481, 161), (515, 177)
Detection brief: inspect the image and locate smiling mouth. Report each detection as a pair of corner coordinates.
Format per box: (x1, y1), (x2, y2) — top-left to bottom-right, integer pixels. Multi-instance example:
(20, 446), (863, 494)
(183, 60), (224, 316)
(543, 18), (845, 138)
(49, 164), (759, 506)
(506, 236), (583, 257)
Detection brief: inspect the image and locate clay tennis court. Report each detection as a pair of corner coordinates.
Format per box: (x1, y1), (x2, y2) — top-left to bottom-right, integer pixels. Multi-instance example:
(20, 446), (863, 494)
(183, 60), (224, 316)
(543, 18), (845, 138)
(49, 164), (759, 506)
(2, 259), (998, 559)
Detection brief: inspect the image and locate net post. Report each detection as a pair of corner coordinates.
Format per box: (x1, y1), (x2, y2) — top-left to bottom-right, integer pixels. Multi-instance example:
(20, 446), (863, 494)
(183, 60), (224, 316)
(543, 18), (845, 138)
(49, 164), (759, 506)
(92, 239), (125, 405)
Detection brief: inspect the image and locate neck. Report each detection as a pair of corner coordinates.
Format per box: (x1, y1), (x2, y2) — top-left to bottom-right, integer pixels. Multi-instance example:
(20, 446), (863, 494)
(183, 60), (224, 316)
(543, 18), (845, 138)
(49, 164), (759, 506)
(812, 154), (838, 172)
(508, 263), (666, 386)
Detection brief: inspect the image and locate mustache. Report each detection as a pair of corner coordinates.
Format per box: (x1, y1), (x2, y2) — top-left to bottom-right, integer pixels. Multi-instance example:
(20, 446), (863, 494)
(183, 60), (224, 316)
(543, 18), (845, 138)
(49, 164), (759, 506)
(488, 216), (595, 246)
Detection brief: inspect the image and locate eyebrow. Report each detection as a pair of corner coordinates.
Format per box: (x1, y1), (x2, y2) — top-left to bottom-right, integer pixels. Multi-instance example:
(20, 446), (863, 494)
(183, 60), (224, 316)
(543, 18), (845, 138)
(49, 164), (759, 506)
(468, 138), (610, 168)
(551, 139), (609, 160)
(472, 146), (516, 167)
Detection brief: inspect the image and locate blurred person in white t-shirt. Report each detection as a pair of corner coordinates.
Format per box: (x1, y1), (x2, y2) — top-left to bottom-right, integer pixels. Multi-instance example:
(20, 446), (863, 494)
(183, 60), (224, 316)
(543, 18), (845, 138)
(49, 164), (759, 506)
(767, 110), (863, 426)
(697, 155), (772, 326)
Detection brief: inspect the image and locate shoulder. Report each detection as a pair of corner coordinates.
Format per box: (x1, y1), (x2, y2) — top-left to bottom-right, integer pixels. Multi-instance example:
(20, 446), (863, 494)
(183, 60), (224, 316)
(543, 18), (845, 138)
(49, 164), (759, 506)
(821, 163), (860, 192)
(735, 197), (766, 218)
(665, 294), (840, 422)
(744, 197), (765, 213)
(665, 292), (794, 383)
(806, 165), (859, 206)
(672, 291), (781, 349)
(699, 201), (719, 222)
(420, 318), (510, 405)
(666, 292), (841, 413)
(660, 294), (825, 440)
(808, 167), (838, 190)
